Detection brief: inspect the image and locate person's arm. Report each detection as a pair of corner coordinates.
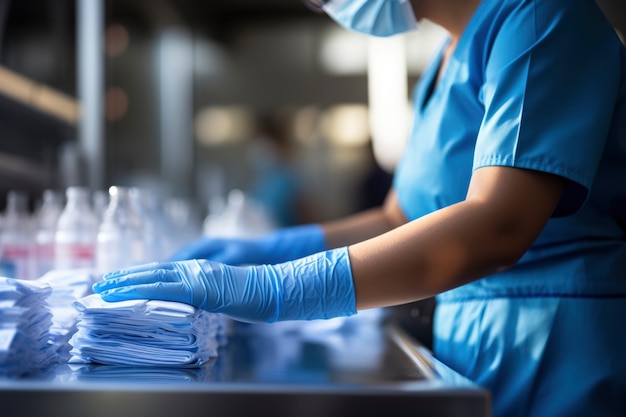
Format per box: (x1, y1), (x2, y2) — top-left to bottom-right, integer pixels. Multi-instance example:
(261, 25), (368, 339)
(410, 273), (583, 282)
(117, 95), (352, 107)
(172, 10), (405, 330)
(168, 193), (405, 265)
(93, 165), (565, 323)
(350, 166), (565, 310)
(322, 190), (407, 249)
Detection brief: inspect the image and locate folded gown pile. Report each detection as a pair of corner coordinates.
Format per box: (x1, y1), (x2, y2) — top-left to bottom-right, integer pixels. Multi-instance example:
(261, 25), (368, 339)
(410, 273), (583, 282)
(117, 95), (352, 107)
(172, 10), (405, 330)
(0, 277), (56, 375)
(38, 268), (95, 362)
(69, 294), (226, 367)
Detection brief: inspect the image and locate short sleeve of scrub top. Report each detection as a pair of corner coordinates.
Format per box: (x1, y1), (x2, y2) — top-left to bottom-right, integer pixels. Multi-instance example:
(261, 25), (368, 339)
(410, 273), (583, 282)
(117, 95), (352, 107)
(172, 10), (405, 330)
(473, 0), (622, 216)
(393, 0), (626, 293)
(394, 0), (624, 220)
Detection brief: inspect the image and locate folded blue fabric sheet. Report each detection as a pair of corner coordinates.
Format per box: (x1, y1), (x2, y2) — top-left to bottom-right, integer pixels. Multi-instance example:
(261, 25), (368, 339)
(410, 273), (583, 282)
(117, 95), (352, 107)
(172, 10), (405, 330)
(69, 294), (228, 367)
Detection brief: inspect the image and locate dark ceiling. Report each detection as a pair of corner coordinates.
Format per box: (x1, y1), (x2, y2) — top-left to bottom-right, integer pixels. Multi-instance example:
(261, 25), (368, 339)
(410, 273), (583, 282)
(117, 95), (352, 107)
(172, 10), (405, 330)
(105, 0), (325, 39)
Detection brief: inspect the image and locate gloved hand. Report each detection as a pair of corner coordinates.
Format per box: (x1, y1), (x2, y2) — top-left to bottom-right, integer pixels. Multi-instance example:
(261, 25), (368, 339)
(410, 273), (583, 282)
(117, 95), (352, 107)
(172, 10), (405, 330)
(93, 247), (356, 323)
(168, 224), (326, 265)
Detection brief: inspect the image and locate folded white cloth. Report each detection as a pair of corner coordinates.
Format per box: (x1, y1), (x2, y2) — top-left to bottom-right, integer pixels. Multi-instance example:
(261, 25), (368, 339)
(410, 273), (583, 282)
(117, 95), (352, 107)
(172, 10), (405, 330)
(37, 268), (96, 362)
(69, 294), (227, 367)
(0, 277), (56, 375)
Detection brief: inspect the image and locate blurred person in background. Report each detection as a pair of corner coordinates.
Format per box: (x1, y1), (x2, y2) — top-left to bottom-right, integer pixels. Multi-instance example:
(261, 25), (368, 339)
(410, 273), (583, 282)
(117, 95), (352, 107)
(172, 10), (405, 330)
(246, 113), (306, 228)
(93, 1), (626, 416)
(354, 143), (394, 212)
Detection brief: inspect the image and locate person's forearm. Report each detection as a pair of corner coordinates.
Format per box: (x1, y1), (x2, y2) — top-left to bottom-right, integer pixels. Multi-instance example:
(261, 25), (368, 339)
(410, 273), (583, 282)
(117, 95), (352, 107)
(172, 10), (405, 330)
(320, 208), (394, 249)
(349, 200), (516, 309)
(321, 188), (406, 249)
(348, 167), (564, 310)
(321, 190), (407, 249)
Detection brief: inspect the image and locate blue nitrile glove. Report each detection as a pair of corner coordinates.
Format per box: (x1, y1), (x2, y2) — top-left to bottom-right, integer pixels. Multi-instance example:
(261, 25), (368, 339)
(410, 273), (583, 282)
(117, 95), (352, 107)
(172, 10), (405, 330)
(168, 224), (326, 265)
(93, 247), (357, 323)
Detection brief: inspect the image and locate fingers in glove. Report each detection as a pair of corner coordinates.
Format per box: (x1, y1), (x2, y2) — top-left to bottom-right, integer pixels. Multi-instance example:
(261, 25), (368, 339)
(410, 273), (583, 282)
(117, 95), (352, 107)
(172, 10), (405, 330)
(103, 261), (169, 279)
(94, 268), (179, 293)
(98, 281), (189, 304)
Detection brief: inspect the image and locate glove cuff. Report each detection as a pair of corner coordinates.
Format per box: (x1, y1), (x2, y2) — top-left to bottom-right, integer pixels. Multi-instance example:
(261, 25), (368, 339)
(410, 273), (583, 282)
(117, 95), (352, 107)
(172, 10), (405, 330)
(269, 247), (357, 321)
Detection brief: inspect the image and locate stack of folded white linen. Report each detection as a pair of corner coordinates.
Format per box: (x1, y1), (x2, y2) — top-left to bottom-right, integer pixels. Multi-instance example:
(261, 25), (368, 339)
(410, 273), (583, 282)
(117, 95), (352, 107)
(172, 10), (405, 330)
(69, 294), (225, 367)
(0, 277), (56, 375)
(37, 269), (96, 362)
(69, 363), (216, 383)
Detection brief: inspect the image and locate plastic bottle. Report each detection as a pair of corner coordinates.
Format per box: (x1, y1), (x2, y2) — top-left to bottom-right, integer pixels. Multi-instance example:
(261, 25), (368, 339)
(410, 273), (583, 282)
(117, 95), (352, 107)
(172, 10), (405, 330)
(202, 194), (226, 237)
(34, 189), (64, 277)
(92, 189), (109, 223)
(96, 186), (145, 274)
(130, 187), (169, 262)
(0, 191), (35, 279)
(164, 197), (201, 252)
(54, 187), (99, 270)
(204, 189), (276, 238)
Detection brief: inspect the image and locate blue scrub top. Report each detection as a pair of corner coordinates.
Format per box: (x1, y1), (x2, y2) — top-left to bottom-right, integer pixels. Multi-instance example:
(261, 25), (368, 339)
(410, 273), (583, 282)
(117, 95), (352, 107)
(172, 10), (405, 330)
(394, 0), (626, 298)
(392, 0), (626, 416)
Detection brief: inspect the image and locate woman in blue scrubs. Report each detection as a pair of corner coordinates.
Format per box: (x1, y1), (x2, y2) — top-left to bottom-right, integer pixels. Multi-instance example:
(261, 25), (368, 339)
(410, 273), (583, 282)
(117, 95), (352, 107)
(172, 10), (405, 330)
(93, 0), (626, 415)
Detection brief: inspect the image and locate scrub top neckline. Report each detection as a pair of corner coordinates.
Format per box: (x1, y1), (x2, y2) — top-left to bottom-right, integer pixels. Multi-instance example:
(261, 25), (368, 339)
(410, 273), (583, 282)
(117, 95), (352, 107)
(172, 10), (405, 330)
(418, 0), (489, 112)
(449, 0), (490, 62)
(419, 40), (448, 111)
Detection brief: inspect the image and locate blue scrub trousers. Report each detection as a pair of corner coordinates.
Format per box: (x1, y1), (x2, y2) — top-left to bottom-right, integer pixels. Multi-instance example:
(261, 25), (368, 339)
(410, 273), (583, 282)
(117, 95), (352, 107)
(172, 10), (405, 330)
(434, 296), (626, 417)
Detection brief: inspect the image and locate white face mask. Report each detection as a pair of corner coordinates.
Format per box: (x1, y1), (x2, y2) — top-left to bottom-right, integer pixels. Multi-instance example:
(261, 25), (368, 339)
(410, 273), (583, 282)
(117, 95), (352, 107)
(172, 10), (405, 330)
(323, 0), (418, 37)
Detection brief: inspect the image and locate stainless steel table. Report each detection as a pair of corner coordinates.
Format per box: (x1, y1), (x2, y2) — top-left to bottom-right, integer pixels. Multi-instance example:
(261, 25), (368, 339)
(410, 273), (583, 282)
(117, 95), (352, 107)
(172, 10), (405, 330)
(0, 311), (490, 417)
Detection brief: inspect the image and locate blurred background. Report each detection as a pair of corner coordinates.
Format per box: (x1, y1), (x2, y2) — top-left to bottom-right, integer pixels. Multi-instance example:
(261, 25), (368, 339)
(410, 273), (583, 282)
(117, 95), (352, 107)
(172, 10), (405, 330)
(0, 0), (624, 224)
(0, 0), (623, 349)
